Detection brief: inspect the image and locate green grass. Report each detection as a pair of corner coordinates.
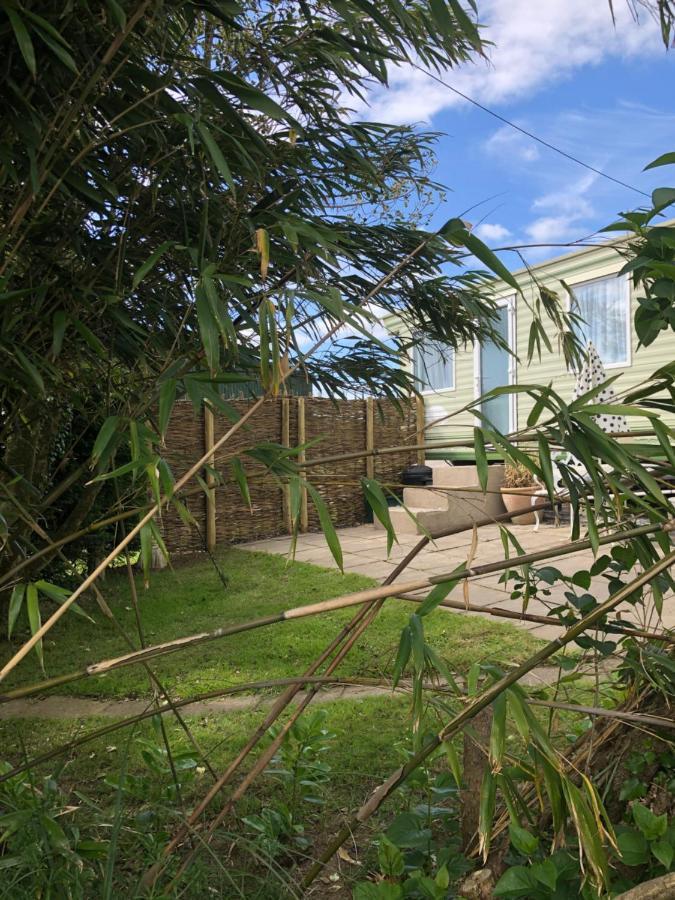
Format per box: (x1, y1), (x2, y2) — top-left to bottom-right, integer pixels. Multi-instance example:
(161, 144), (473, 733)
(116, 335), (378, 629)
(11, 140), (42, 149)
(1, 549), (543, 700)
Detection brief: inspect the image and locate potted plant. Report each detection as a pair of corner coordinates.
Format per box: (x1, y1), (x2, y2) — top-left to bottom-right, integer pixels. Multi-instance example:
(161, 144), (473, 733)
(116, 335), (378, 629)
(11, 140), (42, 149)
(499, 461), (537, 525)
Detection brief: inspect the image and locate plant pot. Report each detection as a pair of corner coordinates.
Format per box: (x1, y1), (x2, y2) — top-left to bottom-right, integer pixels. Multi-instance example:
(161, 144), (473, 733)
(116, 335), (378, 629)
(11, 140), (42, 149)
(499, 486), (538, 525)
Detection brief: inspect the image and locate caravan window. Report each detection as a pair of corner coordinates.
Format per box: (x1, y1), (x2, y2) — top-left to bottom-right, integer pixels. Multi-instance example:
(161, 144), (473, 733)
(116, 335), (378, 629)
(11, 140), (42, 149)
(413, 339), (455, 391)
(570, 274), (630, 367)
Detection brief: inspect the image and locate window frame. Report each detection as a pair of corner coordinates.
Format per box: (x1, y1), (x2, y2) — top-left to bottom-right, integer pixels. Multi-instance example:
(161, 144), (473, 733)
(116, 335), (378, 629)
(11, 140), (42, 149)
(565, 272), (632, 370)
(412, 335), (456, 394)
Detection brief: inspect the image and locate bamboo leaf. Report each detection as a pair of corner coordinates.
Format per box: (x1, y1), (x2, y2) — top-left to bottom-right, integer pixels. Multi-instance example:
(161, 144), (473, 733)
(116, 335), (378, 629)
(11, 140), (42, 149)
(196, 122), (234, 192)
(478, 769), (496, 860)
(391, 625), (411, 688)
(26, 583), (43, 671)
(230, 458), (252, 511)
(474, 427), (488, 492)
(362, 477), (396, 554)
(444, 740), (462, 788)
(489, 691), (507, 771)
(92, 416), (120, 466)
(306, 483), (343, 571)
(139, 521), (153, 588)
(132, 241), (174, 289)
(6, 6), (36, 76)
(7, 584), (25, 639)
(417, 570), (462, 616)
(158, 379), (176, 440)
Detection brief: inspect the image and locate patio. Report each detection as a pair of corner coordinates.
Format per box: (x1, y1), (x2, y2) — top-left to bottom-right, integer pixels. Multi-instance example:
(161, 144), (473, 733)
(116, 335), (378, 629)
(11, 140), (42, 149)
(241, 521), (674, 640)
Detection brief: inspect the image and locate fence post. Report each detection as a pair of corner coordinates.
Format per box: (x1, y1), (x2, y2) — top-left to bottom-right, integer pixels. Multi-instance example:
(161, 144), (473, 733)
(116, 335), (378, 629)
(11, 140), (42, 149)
(415, 395), (425, 466)
(204, 404), (217, 552)
(297, 397), (309, 531)
(281, 397), (292, 532)
(366, 397), (375, 480)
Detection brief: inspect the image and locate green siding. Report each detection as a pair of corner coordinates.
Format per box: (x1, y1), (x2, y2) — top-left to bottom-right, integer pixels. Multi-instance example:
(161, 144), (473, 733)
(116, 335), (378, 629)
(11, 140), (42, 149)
(385, 239), (675, 446)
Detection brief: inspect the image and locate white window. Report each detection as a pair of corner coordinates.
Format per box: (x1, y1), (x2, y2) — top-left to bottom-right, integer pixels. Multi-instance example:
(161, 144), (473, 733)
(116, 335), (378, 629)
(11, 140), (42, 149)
(570, 274), (630, 367)
(413, 338), (454, 391)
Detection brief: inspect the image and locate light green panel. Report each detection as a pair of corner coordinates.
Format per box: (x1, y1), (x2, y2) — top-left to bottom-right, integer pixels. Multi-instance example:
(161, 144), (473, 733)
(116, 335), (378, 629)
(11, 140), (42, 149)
(383, 238), (675, 447)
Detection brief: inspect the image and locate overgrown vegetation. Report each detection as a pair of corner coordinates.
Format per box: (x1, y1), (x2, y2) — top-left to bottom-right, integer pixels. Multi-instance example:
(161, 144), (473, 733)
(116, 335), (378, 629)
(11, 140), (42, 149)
(1, 0), (675, 897)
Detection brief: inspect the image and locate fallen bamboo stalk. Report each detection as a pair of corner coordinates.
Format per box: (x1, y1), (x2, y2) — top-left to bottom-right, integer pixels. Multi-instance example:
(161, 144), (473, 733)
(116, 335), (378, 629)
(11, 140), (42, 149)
(395, 592), (674, 643)
(0, 676), (407, 784)
(297, 429), (659, 471)
(0, 398), (268, 684)
(302, 545), (675, 888)
(2, 519), (668, 705)
(526, 698), (675, 729)
(148, 500), (558, 885)
(0, 222), (453, 683)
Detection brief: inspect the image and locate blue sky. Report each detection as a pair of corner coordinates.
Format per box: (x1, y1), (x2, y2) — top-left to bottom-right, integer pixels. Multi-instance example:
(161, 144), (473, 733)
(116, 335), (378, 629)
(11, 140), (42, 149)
(358, 0), (675, 265)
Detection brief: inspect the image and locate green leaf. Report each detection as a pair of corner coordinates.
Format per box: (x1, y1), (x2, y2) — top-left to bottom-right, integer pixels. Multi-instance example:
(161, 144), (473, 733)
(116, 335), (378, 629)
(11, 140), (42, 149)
(537, 434), (554, 499)
(417, 572), (462, 616)
(478, 769), (496, 859)
(377, 836), (404, 878)
(196, 283), (220, 374)
(132, 241), (174, 289)
(92, 416), (120, 465)
(34, 580), (94, 623)
(362, 477), (396, 554)
(197, 122), (234, 192)
(409, 614), (425, 671)
(158, 379), (176, 439)
(15, 348), (44, 394)
(51, 311), (67, 358)
(444, 741), (462, 788)
(6, 7), (36, 76)
(493, 866), (539, 897)
(306, 483), (343, 571)
(617, 827), (650, 866)
(26, 583), (44, 671)
(489, 691), (507, 770)
(139, 520), (153, 588)
(644, 151), (675, 170)
(7, 584), (25, 639)
(632, 803), (667, 841)
(474, 426), (488, 492)
(391, 625), (411, 688)
(651, 838), (674, 869)
(508, 823), (539, 857)
(652, 187), (675, 212)
(441, 218), (521, 293)
(230, 458), (252, 511)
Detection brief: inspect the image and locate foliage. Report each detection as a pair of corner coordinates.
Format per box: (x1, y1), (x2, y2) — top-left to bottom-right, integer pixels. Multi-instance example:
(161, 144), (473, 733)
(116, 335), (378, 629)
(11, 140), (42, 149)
(0, 760), (106, 897)
(244, 709), (335, 859)
(0, 0), (513, 606)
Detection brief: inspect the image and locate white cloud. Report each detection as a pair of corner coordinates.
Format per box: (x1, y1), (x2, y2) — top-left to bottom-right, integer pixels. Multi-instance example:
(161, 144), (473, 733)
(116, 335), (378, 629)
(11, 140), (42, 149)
(359, 0), (663, 125)
(474, 222), (512, 242)
(524, 171), (598, 245)
(483, 127), (540, 162)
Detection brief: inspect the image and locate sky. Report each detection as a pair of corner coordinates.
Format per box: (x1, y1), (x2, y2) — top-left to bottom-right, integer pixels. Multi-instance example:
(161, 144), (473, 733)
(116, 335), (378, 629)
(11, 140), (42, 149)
(356, 0), (675, 265)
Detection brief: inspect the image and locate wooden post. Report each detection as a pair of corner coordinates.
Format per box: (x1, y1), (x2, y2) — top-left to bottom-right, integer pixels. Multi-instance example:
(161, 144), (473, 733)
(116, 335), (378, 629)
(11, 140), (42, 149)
(281, 398), (292, 533)
(204, 404), (217, 553)
(297, 397), (309, 531)
(415, 395), (425, 466)
(365, 398), (375, 480)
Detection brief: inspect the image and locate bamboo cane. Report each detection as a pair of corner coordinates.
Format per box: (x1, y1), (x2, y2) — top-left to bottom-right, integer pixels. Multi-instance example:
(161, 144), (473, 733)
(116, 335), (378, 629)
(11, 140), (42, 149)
(395, 592), (674, 643)
(146, 503), (559, 884)
(302, 546), (675, 888)
(2, 519), (668, 705)
(0, 398), (267, 683)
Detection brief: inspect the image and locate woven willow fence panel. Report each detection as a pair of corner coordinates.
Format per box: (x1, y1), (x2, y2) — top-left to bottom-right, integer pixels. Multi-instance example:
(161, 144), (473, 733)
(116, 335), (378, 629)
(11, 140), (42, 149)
(160, 398), (417, 553)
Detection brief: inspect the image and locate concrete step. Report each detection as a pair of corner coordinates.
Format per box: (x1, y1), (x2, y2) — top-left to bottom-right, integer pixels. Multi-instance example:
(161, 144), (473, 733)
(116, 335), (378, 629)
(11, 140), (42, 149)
(403, 486), (448, 509)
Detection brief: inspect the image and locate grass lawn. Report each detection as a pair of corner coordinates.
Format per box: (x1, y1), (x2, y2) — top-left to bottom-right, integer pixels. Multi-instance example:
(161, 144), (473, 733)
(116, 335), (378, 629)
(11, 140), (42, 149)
(0, 548), (544, 700)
